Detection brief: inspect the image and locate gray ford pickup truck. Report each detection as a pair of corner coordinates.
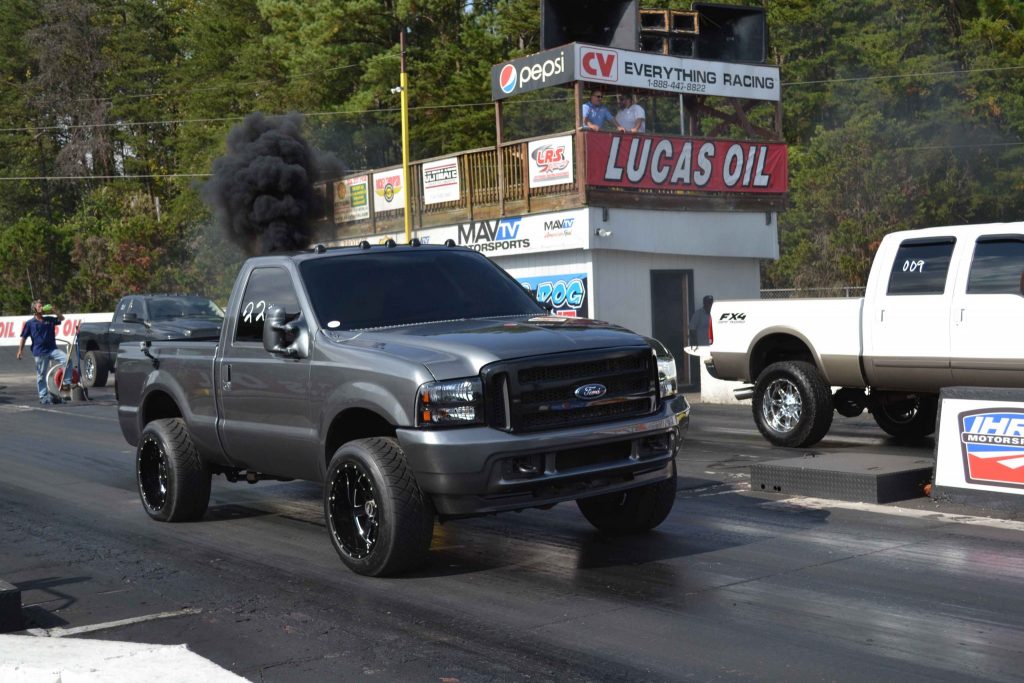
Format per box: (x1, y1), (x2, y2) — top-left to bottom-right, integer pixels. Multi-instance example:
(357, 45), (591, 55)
(117, 242), (688, 576)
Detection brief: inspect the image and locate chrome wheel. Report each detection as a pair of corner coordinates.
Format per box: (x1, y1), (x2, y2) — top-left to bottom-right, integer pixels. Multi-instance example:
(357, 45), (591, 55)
(328, 461), (380, 560)
(138, 436), (169, 513)
(83, 354), (96, 383)
(762, 377), (802, 433)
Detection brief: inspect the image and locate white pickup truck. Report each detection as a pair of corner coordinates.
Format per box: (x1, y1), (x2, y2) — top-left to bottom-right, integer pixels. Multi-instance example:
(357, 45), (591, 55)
(703, 223), (1024, 447)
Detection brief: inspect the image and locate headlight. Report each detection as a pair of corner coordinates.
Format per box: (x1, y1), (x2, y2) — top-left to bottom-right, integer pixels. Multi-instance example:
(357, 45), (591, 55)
(416, 378), (484, 427)
(657, 355), (678, 399)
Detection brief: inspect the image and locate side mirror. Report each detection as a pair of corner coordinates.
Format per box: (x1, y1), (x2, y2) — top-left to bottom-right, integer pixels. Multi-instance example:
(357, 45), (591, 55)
(124, 312), (141, 324)
(262, 305), (305, 358)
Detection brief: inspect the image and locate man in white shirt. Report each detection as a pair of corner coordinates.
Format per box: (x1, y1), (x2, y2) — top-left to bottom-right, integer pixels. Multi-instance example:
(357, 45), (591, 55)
(614, 93), (646, 133)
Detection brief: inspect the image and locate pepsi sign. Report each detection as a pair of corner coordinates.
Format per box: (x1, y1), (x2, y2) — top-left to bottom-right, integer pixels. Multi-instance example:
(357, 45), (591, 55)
(959, 408), (1024, 488)
(491, 47), (574, 100)
(498, 64), (517, 94)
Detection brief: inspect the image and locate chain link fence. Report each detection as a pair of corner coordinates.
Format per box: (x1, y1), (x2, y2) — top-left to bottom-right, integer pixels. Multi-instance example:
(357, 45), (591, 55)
(760, 287), (866, 300)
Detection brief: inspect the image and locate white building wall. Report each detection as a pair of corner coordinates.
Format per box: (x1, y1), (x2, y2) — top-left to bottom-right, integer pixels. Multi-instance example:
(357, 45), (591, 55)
(590, 250), (762, 336)
(589, 207), (779, 259)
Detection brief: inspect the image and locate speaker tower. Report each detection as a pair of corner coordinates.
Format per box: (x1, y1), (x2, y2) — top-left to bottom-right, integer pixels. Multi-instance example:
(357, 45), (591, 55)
(540, 0), (638, 51)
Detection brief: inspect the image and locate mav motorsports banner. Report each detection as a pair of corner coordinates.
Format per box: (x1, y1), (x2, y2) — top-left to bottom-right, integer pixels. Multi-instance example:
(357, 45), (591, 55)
(585, 132), (787, 194)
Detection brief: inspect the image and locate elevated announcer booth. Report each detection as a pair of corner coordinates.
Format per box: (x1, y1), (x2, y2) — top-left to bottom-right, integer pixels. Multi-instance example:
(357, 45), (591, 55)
(318, 2), (788, 390)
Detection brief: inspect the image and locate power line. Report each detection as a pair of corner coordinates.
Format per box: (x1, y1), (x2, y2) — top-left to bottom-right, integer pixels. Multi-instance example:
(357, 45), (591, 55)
(0, 140), (1021, 183)
(0, 97), (560, 135)
(0, 172), (210, 181)
(0, 63), (1018, 136)
(782, 63), (1024, 86)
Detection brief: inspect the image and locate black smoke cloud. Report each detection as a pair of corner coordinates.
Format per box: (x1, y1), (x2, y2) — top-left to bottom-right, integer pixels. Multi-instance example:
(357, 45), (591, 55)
(202, 112), (344, 256)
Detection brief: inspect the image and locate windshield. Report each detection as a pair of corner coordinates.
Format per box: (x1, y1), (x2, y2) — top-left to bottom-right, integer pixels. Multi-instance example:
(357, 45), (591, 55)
(148, 296), (225, 321)
(299, 249), (545, 330)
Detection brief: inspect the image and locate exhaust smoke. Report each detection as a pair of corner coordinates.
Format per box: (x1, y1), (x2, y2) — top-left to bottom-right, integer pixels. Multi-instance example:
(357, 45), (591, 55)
(202, 112), (344, 255)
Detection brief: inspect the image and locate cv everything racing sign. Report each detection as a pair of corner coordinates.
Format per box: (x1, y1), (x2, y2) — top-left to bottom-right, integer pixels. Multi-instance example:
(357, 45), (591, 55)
(491, 43), (779, 102)
(936, 399), (1024, 493)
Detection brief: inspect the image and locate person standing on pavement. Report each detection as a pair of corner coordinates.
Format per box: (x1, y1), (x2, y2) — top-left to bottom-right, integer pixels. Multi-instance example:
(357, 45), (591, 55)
(16, 299), (67, 404)
(689, 295), (714, 347)
(614, 93), (646, 133)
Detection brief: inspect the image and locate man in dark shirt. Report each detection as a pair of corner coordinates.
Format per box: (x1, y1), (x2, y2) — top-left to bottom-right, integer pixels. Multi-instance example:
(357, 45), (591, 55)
(17, 299), (67, 404)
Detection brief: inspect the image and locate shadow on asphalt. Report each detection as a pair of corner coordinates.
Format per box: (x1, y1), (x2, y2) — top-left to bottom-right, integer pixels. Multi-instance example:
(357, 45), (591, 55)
(16, 575), (93, 629)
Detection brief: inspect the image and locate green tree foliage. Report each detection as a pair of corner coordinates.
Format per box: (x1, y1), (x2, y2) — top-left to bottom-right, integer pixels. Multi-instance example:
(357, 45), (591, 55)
(0, 0), (1022, 313)
(766, 0), (1024, 287)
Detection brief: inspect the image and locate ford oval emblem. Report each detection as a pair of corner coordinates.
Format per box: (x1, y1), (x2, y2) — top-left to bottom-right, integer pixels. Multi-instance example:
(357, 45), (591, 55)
(574, 383), (607, 400)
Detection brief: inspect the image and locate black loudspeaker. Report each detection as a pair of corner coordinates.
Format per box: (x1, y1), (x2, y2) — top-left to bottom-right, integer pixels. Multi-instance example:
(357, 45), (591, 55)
(540, 0), (638, 50)
(693, 3), (768, 63)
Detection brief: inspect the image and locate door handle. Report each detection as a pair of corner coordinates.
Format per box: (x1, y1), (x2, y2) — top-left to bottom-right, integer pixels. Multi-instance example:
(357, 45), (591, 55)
(222, 363), (232, 391)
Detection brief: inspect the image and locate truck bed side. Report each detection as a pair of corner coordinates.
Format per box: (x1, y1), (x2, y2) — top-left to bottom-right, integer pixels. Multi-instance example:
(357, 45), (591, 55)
(116, 341), (227, 465)
(709, 297), (865, 385)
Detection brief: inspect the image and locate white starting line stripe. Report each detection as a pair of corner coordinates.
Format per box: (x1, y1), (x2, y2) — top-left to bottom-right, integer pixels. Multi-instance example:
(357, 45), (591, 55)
(25, 607), (201, 638)
(765, 496), (1024, 532)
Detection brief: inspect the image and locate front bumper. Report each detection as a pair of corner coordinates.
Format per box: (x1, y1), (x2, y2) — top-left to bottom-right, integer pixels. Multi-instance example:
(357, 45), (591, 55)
(397, 398), (689, 517)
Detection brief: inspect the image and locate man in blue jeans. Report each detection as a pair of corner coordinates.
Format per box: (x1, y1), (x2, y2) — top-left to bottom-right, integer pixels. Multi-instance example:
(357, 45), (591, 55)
(16, 299), (67, 405)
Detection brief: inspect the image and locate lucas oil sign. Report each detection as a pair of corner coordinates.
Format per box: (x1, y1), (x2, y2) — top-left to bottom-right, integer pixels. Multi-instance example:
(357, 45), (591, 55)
(586, 133), (787, 194)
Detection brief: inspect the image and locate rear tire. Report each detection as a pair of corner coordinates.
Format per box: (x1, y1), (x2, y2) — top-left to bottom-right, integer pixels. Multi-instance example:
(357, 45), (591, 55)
(752, 361), (834, 448)
(137, 418), (211, 522)
(871, 392), (938, 439)
(576, 467), (677, 534)
(83, 350), (108, 388)
(324, 437), (434, 577)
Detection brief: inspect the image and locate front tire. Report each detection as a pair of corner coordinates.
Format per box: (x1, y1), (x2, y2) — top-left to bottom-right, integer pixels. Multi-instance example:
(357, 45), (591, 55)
(576, 468), (677, 534)
(871, 392), (937, 439)
(752, 361), (834, 448)
(324, 437), (434, 577)
(83, 350), (108, 388)
(137, 418), (211, 522)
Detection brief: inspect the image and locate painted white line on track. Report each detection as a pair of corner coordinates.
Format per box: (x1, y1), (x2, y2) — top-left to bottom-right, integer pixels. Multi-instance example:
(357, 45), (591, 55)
(25, 607), (201, 638)
(697, 425), (896, 447)
(765, 496), (1024, 532)
(1, 403), (119, 420)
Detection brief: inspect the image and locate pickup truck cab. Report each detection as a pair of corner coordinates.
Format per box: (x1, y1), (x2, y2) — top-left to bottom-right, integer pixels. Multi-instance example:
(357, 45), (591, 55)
(117, 242), (687, 576)
(78, 294), (223, 387)
(704, 223), (1024, 447)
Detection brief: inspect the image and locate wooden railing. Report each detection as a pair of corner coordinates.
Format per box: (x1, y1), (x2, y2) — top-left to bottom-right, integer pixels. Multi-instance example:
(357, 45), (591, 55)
(321, 131), (583, 239)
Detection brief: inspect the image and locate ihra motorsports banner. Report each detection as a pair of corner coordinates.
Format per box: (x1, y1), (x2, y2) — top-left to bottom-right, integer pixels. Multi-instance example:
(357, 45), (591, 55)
(586, 133), (787, 194)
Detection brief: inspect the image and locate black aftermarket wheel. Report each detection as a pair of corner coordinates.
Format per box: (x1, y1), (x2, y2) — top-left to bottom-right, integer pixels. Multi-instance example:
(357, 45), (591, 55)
(752, 361), (834, 448)
(324, 437), (434, 577)
(136, 418), (211, 522)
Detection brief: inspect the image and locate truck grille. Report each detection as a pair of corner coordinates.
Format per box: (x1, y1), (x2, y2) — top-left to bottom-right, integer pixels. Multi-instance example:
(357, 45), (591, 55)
(482, 347), (658, 433)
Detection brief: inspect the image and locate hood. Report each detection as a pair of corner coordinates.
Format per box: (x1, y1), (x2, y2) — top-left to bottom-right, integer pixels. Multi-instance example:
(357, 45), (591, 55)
(324, 315), (649, 379)
(152, 317), (223, 340)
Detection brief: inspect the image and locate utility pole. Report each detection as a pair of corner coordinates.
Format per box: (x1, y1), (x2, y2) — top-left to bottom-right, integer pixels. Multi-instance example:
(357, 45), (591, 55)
(400, 29), (412, 243)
